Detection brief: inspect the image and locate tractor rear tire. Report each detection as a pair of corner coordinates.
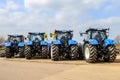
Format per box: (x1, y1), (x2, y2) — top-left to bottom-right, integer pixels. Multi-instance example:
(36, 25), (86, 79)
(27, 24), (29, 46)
(104, 45), (116, 62)
(5, 47), (12, 58)
(84, 44), (97, 63)
(25, 46), (32, 59)
(78, 43), (84, 60)
(19, 47), (25, 58)
(41, 46), (48, 58)
(51, 44), (60, 61)
(70, 45), (79, 60)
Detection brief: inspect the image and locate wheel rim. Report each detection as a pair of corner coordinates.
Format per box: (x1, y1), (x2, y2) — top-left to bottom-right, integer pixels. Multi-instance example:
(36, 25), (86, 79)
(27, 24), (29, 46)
(51, 45), (53, 58)
(85, 47), (90, 59)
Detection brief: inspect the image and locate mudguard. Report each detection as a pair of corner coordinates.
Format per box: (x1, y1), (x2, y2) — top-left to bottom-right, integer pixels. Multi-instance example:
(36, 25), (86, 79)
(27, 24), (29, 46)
(41, 41), (47, 46)
(26, 41), (33, 46)
(68, 40), (77, 46)
(87, 39), (99, 45)
(104, 39), (116, 47)
(52, 40), (61, 45)
(18, 42), (24, 47)
(5, 42), (12, 47)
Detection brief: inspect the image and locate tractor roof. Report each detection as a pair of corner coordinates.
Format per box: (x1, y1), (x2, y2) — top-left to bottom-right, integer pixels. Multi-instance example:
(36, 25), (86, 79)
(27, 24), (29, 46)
(8, 34), (23, 37)
(86, 28), (109, 33)
(55, 30), (73, 33)
(28, 32), (45, 35)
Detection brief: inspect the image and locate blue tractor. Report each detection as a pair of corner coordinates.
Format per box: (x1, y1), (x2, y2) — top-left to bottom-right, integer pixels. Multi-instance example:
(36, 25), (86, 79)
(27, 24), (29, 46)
(50, 30), (79, 61)
(25, 32), (48, 59)
(5, 35), (25, 58)
(80, 28), (117, 63)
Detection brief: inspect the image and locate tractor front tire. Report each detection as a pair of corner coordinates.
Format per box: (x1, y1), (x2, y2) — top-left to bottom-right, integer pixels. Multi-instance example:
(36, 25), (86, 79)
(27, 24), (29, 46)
(5, 47), (12, 58)
(25, 46), (32, 59)
(70, 45), (79, 60)
(19, 47), (25, 58)
(104, 45), (116, 62)
(84, 44), (97, 63)
(41, 46), (48, 58)
(51, 44), (60, 61)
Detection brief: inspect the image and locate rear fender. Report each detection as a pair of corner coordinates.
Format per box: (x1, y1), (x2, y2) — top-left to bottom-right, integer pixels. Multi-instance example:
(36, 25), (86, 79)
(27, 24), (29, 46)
(104, 39), (116, 47)
(5, 42), (12, 47)
(40, 41), (47, 46)
(26, 41), (33, 46)
(52, 40), (61, 45)
(68, 40), (77, 46)
(18, 42), (24, 47)
(87, 39), (99, 45)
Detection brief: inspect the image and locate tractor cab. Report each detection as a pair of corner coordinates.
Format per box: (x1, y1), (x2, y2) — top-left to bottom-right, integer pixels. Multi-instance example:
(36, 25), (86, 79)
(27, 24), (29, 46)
(8, 35), (24, 43)
(85, 28), (108, 40)
(85, 28), (109, 47)
(27, 32), (48, 41)
(51, 30), (73, 45)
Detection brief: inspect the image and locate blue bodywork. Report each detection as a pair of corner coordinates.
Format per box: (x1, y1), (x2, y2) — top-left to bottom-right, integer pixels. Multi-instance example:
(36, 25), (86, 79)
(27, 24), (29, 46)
(26, 32), (48, 46)
(51, 40), (77, 45)
(26, 40), (47, 46)
(84, 28), (115, 48)
(5, 34), (25, 47)
(86, 39), (115, 47)
(51, 30), (77, 46)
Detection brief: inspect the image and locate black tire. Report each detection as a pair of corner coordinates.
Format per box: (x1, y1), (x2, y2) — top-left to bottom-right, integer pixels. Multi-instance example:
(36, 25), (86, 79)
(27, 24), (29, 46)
(78, 43), (84, 60)
(41, 46), (48, 58)
(0, 53), (5, 57)
(25, 46), (32, 59)
(5, 47), (12, 58)
(70, 45), (79, 60)
(19, 47), (25, 58)
(84, 44), (97, 63)
(51, 44), (60, 61)
(104, 45), (116, 62)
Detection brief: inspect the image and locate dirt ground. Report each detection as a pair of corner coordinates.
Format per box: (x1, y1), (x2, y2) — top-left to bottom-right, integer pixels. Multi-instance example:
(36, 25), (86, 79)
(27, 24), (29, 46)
(0, 56), (120, 80)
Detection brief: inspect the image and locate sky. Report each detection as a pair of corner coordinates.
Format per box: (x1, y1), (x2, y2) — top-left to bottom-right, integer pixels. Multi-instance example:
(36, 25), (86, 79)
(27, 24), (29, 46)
(0, 0), (120, 41)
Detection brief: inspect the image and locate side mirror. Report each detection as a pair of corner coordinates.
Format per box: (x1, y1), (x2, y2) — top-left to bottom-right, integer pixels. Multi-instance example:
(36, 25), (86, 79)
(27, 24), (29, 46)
(8, 36), (10, 42)
(50, 33), (52, 37)
(107, 34), (109, 38)
(83, 39), (85, 41)
(27, 35), (30, 39)
(44, 34), (48, 41)
(79, 32), (83, 36)
(24, 37), (27, 40)
(22, 37), (24, 42)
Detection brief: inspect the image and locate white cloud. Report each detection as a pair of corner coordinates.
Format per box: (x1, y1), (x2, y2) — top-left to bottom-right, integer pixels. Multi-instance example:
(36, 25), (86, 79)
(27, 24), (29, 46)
(0, 0), (120, 41)
(7, 1), (19, 10)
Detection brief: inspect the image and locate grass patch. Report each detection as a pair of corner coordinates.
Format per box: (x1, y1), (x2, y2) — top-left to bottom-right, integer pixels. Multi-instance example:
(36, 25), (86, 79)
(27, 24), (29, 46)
(116, 44), (120, 50)
(0, 47), (5, 53)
